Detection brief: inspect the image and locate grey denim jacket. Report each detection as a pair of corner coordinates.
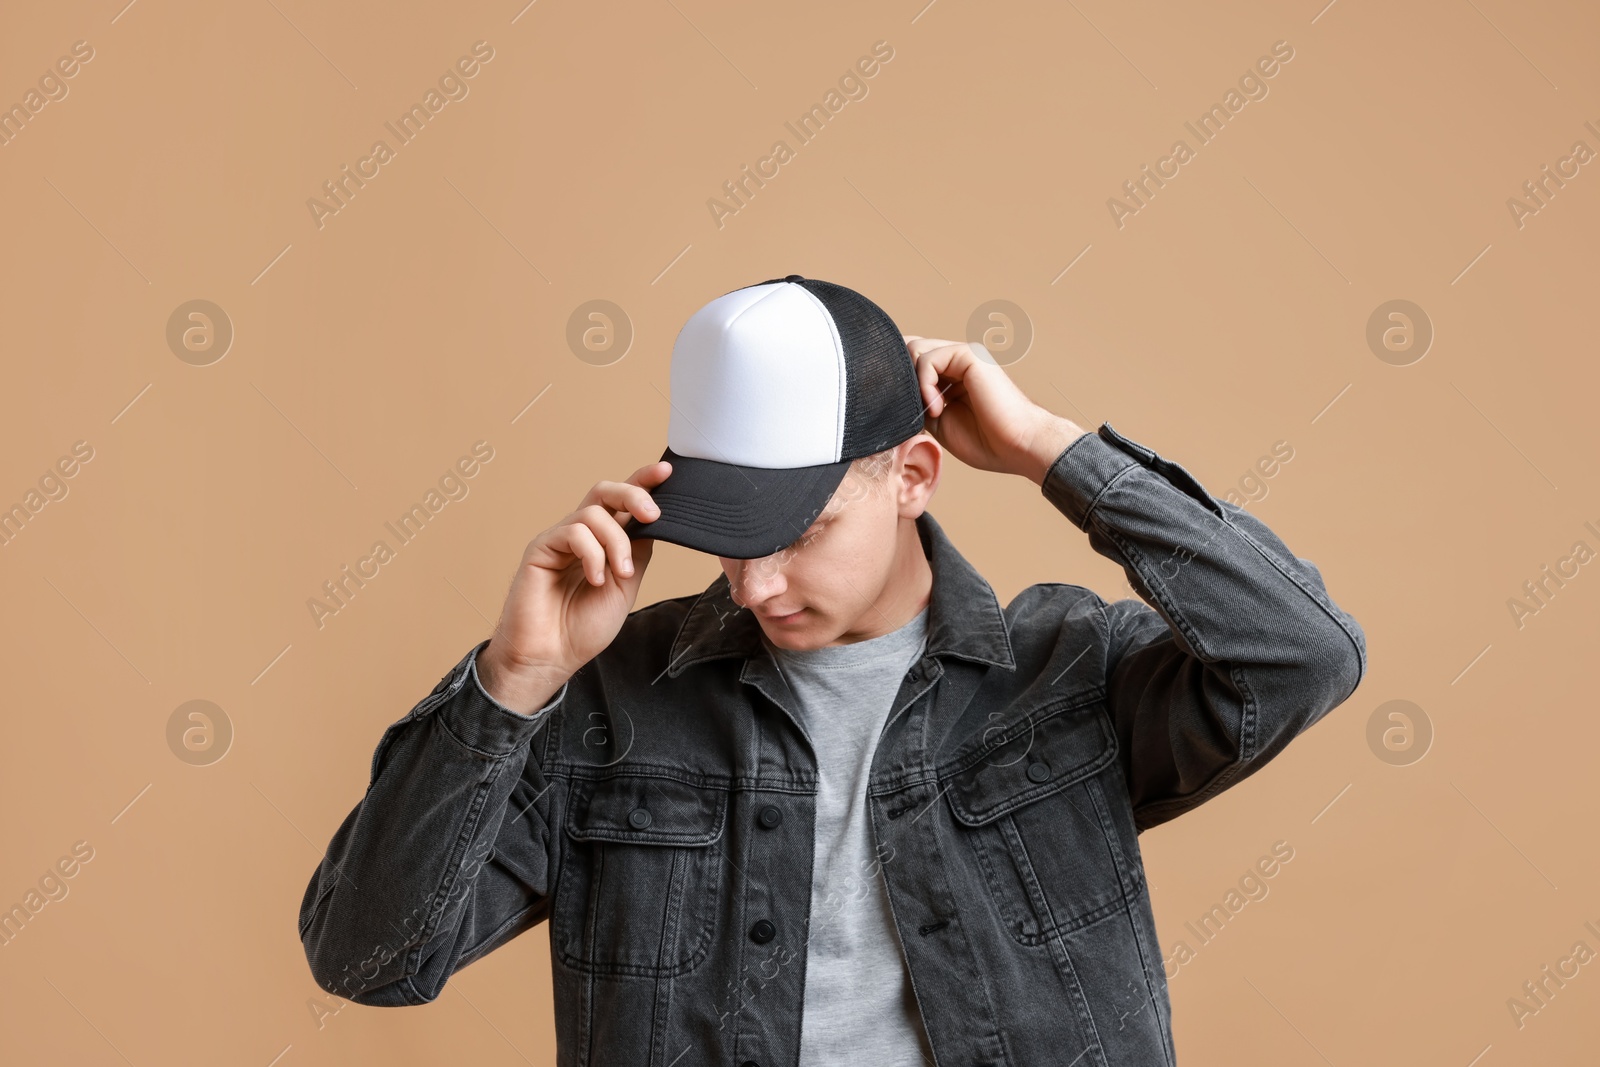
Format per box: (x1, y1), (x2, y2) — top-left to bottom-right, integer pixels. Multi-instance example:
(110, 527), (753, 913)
(299, 422), (1367, 1067)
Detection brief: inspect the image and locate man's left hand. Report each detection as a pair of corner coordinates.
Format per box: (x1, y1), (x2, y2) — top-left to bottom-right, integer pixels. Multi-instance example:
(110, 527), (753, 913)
(904, 335), (1090, 486)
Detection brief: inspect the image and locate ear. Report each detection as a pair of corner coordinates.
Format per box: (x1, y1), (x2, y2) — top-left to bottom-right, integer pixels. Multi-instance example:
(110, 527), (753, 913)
(897, 433), (941, 519)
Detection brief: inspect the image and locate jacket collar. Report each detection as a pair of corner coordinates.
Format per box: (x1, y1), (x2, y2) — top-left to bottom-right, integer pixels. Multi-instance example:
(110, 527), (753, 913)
(663, 509), (1017, 678)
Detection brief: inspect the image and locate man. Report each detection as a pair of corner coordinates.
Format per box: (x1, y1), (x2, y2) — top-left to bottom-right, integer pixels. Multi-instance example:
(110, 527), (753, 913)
(299, 274), (1366, 1066)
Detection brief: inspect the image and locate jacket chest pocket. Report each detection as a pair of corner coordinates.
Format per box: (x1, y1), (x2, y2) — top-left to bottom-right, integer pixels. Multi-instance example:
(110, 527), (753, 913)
(553, 775), (728, 977)
(942, 700), (1142, 944)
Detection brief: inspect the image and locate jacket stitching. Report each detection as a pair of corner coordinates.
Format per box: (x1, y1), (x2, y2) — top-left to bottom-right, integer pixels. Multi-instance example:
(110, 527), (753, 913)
(1125, 661), (1259, 831)
(1093, 520), (1214, 660)
(1006, 813), (1111, 1058)
(941, 692), (1109, 779)
(1093, 507), (1287, 816)
(455, 898), (548, 971)
(648, 851), (677, 1066)
(956, 781), (1132, 946)
(301, 873), (338, 942)
(1089, 776), (1175, 1065)
(1076, 461), (1143, 531)
(552, 763), (743, 789)
(1223, 514), (1369, 694)
(940, 704), (1117, 827)
(963, 814), (1031, 940)
(396, 757), (506, 1001)
(552, 795), (724, 979)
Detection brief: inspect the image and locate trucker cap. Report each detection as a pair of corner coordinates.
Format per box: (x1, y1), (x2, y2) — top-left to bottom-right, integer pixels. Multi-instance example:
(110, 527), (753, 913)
(622, 274), (926, 559)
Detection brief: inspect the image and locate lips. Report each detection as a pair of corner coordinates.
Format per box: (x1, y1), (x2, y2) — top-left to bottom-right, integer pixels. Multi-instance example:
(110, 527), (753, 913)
(761, 608), (805, 622)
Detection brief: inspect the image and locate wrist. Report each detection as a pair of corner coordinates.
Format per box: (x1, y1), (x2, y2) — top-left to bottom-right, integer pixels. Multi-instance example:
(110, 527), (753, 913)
(475, 642), (571, 716)
(1019, 411), (1091, 486)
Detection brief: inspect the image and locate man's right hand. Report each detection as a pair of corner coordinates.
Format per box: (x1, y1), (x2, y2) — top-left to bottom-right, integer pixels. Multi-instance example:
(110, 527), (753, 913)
(476, 460), (672, 714)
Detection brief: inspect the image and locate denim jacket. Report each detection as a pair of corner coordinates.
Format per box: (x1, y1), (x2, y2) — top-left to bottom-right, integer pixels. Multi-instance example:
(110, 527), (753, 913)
(299, 422), (1367, 1067)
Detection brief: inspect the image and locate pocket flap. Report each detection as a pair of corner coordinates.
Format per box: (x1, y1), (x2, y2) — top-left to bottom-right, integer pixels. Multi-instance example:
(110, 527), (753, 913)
(566, 776), (728, 846)
(943, 703), (1117, 826)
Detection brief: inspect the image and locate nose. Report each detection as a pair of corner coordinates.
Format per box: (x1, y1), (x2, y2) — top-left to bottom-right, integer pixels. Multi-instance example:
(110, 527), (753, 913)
(727, 553), (787, 610)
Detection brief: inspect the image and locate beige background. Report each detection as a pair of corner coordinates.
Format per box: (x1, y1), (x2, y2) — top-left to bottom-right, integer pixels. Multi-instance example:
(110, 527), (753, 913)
(1, 0), (1596, 1063)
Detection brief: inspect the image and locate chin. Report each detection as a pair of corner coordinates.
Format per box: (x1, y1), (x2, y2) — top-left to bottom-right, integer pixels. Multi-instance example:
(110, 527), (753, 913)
(760, 619), (825, 650)
(761, 627), (807, 649)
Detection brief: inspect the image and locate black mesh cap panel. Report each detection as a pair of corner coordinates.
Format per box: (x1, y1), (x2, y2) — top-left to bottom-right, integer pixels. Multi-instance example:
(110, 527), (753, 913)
(789, 278), (925, 460)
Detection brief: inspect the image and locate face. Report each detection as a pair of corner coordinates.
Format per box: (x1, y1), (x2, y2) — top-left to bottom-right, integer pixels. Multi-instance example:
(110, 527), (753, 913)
(718, 434), (940, 651)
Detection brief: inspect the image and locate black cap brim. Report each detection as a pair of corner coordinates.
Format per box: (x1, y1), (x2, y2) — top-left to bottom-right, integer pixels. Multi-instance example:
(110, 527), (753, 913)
(623, 447), (851, 560)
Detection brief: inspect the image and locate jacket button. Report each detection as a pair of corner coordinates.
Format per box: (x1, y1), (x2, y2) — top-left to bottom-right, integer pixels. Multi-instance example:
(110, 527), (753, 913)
(757, 805), (783, 829)
(749, 919), (776, 944)
(1026, 761), (1051, 783)
(628, 808), (652, 829)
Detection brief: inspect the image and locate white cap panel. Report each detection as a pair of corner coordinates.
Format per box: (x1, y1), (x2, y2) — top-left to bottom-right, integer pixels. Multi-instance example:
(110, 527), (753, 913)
(666, 282), (847, 468)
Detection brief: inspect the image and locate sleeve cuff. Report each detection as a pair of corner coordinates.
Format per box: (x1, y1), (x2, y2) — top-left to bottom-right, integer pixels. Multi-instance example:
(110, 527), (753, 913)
(1041, 421), (1230, 531)
(1040, 422), (1144, 531)
(430, 640), (567, 756)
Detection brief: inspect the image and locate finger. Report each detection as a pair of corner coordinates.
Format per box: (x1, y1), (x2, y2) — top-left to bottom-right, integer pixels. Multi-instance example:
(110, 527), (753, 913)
(905, 336), (962, 358)
(625, 460), (673, 522)
(577, 460), (671, 507)
(628, 459), (674, 488)
(915, 346), (960, 416)
(555, 520), (609, 586)
(626, 534), (655, 576)
(576, 504), (635, 579)
(917, 352), (942, 417)
(921, 341), (978, 387)
(585, 479), (663, 525)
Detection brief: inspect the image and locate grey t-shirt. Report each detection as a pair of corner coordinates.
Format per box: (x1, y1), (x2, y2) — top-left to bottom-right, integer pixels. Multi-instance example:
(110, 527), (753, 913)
(763, 604), (935, 1067)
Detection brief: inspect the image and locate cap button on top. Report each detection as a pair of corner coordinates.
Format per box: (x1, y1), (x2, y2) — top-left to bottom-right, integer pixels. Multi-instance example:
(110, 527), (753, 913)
(783, 274), (804, 283)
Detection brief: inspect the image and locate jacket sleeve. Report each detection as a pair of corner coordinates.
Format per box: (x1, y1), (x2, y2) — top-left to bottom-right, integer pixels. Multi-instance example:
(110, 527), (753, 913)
(1039, 422), (1367, 832)
(298, 639), (569, 1005)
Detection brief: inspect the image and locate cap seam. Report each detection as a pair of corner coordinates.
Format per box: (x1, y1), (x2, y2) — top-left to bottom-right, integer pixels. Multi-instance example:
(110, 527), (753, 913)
(789, 283), (848, 462)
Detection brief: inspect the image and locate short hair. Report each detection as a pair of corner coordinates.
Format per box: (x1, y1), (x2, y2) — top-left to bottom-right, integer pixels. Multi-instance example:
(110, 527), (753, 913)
(847, 446), (896, 493)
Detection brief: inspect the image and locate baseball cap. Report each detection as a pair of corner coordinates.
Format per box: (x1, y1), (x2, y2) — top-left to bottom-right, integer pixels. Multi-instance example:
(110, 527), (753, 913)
(622, 274), (926, 560)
